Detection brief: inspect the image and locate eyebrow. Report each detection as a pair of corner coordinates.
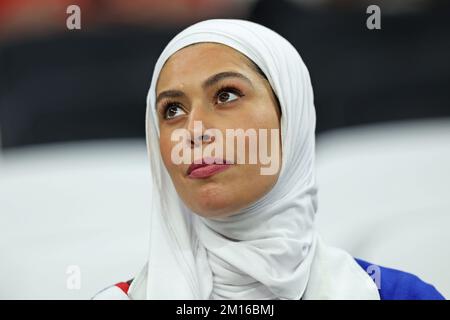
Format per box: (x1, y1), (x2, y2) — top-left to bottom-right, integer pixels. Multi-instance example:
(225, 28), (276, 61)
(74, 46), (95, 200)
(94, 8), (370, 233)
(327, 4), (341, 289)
(155, 71), (253, 108)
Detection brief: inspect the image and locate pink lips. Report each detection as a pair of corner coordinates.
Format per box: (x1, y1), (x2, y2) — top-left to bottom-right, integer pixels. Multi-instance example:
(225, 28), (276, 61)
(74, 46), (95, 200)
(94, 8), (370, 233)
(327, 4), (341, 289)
(187, 157), (233, 179)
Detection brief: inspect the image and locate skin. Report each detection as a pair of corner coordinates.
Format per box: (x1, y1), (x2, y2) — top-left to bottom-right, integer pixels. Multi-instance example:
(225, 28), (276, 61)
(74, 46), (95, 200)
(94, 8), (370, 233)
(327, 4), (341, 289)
(155, 42), (282, 218)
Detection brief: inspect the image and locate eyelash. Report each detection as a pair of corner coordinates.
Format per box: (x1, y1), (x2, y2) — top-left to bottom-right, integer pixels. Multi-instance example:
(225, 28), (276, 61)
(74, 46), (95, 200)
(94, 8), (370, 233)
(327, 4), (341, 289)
(160, 85), (245, 120)
(216, 85), (244, 101)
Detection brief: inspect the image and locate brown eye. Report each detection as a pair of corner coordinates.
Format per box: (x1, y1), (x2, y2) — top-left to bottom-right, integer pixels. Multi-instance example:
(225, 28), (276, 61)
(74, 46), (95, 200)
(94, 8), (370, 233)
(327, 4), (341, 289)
(163, 103), (185, 120)
(217, 91), (239, 104)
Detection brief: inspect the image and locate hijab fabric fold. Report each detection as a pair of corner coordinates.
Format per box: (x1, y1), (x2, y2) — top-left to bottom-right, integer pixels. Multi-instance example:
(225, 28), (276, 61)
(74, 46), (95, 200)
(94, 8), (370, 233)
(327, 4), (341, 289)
(128, 19), (380, 300)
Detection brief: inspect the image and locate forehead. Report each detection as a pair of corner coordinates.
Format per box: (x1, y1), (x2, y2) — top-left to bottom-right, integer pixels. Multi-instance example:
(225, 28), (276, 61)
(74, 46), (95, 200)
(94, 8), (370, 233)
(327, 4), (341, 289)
(157, 43), (254, 89)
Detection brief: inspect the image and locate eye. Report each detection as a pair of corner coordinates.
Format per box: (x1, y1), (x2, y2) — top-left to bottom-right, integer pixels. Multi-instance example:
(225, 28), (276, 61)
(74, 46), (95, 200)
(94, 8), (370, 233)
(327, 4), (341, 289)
(216, 87), (243, 105)
(162, 103), (186, 120)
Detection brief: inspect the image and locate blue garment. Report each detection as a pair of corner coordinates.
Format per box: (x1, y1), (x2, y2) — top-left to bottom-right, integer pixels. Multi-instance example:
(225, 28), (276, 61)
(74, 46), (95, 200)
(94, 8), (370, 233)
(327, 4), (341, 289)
(355, 258), (445, 300)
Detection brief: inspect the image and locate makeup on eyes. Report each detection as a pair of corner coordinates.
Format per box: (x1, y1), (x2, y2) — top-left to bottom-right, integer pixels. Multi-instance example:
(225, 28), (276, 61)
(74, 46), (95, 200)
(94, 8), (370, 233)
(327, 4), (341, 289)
(157, 82), (247, 121)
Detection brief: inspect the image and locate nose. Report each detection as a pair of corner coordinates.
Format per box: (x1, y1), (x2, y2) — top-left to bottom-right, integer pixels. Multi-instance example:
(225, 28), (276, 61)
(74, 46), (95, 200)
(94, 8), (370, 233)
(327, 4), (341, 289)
(185, 105), (215, 149)
(188, 128), (216, 149)
(192, 133), (215, 147)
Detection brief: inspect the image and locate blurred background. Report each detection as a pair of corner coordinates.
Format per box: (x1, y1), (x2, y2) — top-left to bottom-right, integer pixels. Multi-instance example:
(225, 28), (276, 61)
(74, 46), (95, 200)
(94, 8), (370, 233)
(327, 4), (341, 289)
(0, 0), (449, 299)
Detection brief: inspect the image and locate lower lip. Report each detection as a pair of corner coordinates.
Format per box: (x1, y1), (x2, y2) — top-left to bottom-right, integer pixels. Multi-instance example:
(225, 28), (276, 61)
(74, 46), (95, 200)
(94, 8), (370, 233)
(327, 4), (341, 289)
(188, 164), (233, 179)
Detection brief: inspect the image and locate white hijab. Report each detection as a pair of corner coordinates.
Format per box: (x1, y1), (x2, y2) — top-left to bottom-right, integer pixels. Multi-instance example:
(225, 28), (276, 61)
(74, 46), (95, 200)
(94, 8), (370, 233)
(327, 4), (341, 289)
(128, 19), (380, 300)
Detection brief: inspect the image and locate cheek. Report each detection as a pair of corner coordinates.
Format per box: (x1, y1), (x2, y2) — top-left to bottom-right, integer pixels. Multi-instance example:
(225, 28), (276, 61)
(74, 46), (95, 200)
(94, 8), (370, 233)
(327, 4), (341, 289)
(259, 103), (281, 129)
(239, 95), (280, 130)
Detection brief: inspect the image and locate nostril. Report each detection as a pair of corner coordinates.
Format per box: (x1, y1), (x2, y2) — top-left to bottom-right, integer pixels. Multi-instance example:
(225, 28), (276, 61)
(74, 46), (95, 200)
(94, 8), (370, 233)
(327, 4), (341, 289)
(201, 134), (215, 143)
(189, 133), (215, 148)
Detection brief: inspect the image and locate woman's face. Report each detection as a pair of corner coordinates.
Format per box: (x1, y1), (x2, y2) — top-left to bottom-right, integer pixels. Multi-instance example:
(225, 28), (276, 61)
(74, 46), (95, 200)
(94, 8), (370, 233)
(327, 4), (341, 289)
(156, 43), (282, 218)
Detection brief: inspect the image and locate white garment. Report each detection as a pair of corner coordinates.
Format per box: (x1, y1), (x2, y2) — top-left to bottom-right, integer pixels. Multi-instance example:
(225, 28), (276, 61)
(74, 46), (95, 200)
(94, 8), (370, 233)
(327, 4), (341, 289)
(127, 19), (380, 300)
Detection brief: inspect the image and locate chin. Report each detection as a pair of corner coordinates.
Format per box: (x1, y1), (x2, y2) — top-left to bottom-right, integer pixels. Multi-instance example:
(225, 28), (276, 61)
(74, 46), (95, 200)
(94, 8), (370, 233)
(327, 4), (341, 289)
(186, 185), (237, 218)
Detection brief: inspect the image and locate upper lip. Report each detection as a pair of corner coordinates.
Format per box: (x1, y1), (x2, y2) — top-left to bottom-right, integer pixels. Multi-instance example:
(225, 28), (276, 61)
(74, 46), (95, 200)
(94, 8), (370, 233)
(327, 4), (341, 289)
(187, 157), (233, 175)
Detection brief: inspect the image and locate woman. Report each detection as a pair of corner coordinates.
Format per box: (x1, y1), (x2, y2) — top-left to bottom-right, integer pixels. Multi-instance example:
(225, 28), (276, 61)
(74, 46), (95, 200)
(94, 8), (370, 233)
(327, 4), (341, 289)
(93, 19), (444, 300)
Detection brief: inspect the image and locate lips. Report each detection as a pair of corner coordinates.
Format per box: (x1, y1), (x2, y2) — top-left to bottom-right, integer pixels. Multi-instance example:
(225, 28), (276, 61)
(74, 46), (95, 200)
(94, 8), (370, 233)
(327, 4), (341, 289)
(187, 157), (233, 178)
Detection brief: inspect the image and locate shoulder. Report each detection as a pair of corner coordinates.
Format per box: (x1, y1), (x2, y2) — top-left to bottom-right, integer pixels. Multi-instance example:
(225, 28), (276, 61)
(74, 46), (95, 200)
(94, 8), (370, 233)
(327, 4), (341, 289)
(92, 279), (133, 300)
(355, 258), (445, 300)
(92, 261), (446, 300)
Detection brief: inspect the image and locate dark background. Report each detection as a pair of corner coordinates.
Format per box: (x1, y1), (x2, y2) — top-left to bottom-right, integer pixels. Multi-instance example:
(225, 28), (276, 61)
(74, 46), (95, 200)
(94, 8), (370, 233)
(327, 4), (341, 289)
(1, 0), (449, 149)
